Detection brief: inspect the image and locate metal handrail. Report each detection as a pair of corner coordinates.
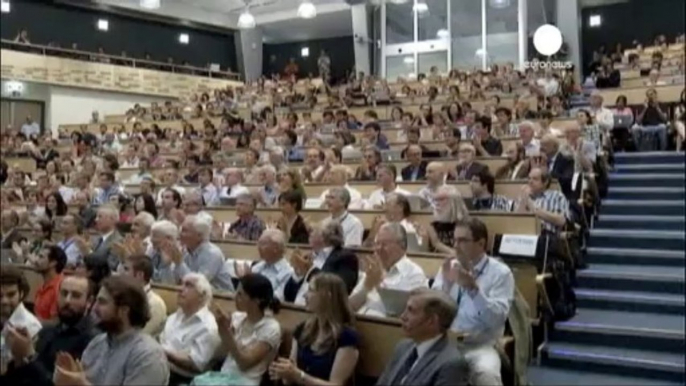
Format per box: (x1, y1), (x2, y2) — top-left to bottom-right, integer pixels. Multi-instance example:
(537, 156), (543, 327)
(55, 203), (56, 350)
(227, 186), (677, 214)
(1, 39), (241, 81)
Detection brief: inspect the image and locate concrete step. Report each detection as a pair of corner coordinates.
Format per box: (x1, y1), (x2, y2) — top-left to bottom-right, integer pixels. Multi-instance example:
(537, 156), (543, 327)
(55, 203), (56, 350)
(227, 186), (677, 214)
(595, 215), (685, 231)
(609, 174), (684, 188)
(615, 163), (685, 174)
(553, 309), (685, 353)
(607, 187), (685, 201)
(600, 200), (685, 216)
(542, 342), (685, 383)
(575, 288), (685, 314)
(527, 366), (683, 386)
(588, 229), (685, 250)
(577, 264), (685, 294)
(587, 247), (685, 267)
(614, 152), (686, 165)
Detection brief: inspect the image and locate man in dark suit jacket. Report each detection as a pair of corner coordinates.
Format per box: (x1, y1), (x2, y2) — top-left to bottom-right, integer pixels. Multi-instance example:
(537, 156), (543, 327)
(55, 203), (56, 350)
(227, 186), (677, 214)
(376, 289), (469, 386)
(401, 145), (428, 181)
(541, 135), (575, 198)
(283, 221), (358, 303)
(450, 143), (489, 181)
(85, 205), (124, 272)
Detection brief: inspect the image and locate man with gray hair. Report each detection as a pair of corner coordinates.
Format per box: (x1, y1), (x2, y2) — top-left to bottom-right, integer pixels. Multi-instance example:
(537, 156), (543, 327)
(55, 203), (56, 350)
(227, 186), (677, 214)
(157, 215), (234, 292)
(235, 229), (293, 300)
(377, 288), (469, 386)
(284, 220), (359, 304)
(181, 191), (213, 226)
(269, 146), (289, 173)
(518, 120), (540, 157)
(149, 220), (180, 282)
(258, 164), (279, 207)
(159, 272), (220, 383)
(75, 204), (123, 272)
(228, 193), (265, 241)
(349, 222), (427, 316)
(323, 186), (364, 247)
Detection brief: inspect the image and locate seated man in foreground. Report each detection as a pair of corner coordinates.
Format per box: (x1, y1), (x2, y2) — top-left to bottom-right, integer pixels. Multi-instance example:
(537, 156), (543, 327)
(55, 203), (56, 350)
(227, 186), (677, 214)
(432, 218), (515, 386)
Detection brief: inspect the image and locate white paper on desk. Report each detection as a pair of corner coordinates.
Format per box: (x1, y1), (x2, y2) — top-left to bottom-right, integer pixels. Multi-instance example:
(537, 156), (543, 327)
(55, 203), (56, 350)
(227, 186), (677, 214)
(305, 198), (322, 209)
(499, 235), (538, 257)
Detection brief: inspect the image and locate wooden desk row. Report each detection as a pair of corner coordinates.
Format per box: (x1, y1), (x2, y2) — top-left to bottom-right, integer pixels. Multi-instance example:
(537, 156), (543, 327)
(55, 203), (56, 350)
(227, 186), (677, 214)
(114, 156), (511, 182)
(123, 180), (557, 202)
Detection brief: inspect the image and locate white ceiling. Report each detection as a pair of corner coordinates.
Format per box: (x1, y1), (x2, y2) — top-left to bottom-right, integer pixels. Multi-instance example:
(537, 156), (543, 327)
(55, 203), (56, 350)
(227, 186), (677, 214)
(94, 0), (353, 42)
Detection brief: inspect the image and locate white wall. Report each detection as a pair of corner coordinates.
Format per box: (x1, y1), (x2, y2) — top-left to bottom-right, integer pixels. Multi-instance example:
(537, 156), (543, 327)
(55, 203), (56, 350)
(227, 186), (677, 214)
(48, 86), (170, 129)
(237, 28), (264, 82)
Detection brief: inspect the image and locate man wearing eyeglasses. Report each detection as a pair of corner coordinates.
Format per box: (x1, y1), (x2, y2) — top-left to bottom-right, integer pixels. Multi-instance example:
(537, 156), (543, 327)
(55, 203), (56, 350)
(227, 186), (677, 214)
(431, 218), (514, 386)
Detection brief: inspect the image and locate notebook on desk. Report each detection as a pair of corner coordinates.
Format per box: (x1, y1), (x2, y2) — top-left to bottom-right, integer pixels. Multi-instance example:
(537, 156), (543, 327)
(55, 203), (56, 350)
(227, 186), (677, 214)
(378, 287), (412, 317)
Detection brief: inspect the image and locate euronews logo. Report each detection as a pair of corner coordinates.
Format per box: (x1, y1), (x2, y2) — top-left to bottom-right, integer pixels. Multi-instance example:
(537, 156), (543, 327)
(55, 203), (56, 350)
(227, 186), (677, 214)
(525, 24), (573, 70)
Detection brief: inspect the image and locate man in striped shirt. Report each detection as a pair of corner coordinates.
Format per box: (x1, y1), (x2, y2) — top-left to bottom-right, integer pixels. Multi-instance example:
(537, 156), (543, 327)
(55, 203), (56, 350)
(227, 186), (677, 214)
(515, 167), (570, 234)
(468, 171), (513, 212)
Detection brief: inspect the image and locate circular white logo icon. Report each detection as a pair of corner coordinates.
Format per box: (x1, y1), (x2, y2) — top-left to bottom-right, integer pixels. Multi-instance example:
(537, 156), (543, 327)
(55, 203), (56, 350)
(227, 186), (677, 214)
(533, 24), (563, 56)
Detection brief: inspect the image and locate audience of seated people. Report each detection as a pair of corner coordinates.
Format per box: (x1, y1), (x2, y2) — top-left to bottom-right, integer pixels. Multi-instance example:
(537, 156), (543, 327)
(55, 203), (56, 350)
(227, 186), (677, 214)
(4, 34), (686, 386)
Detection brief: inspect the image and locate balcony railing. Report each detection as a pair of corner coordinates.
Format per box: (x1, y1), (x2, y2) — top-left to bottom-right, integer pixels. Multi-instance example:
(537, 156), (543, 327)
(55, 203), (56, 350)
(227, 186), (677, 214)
(0, 39), (241, 81)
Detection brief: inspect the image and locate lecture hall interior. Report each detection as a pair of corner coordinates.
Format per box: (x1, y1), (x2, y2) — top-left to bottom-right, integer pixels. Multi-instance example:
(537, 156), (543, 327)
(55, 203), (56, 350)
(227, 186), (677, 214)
(0, 0), (684, 385)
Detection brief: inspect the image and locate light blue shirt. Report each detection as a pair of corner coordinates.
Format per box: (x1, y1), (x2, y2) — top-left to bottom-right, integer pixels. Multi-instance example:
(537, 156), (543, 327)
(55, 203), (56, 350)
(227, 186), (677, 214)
(432, 255), (514, 346)
(251, 257), (293, 301)
(164, 241), (235, 293)
(58, 236), (82, 267)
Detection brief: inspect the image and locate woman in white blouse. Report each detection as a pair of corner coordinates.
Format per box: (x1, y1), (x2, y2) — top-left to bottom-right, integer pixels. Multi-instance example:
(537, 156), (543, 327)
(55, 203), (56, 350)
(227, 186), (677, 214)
(197, 274), (282, 386)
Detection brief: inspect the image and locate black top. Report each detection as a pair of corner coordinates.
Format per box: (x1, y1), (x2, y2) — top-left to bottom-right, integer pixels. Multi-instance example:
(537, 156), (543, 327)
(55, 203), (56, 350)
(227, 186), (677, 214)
(481, 136), (503, 156)
(288, 215), (310, 244)
(293, 322), (359, 382)
(431, 221), (457, 251)
(640, 105), (667, 126)
(2, 317), (96, 386)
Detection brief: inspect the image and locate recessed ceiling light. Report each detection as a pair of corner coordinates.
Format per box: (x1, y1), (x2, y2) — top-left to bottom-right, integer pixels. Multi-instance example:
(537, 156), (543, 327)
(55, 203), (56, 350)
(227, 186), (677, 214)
(97, 19), (109, 31)
(297, 1), (317, 19)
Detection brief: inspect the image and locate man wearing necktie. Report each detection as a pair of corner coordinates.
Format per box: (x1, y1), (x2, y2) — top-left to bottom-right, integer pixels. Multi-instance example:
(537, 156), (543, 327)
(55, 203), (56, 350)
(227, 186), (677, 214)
(376, 288), (469, 386)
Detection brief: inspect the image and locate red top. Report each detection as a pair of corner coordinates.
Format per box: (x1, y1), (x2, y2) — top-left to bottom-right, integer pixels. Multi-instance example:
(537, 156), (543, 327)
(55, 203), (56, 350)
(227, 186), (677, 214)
(34, 273), (63, 321)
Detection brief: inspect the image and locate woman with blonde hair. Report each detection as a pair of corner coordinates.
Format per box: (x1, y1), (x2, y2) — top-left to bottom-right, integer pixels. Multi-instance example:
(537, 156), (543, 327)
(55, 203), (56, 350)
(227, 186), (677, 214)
(269, 273), (359, 386)
(417, 186), (470, 255)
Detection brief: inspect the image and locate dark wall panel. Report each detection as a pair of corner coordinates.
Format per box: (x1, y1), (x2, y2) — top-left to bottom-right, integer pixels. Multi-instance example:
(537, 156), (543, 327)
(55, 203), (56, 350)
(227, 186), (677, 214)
(0, 0), (237, 72)
(263, 36), (354, 82)
(581, 0), (685, 69)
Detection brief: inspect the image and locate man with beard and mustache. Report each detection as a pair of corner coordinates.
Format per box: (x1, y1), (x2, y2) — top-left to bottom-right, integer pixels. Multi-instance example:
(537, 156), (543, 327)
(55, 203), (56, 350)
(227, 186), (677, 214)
(2, 275), (96, 386)
(51, 275), (169, 386)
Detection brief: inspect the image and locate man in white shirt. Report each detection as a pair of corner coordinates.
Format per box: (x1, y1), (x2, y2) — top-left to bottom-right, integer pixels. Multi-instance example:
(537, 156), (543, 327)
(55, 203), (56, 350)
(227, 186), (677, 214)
(234, 229), (294, 301)
(418, 162), (455, 209)
(349, 223), (427, 316)
(536, 71), (559, 97)
(159, 272), (220, 383)
(301, 148), (325, 182)
(588, 91), (615, 134)
(20, 116), (40, 139)
(219, 167), (250, 200)
(323, 187), (364, 247)
(318, 165), (364, 209)
(0, 267), (43, 368)
(519, 121), (541, 157)
(432, 218), (514, 386)
(365, 164), (411, 209)
(198, 167), (219, 207)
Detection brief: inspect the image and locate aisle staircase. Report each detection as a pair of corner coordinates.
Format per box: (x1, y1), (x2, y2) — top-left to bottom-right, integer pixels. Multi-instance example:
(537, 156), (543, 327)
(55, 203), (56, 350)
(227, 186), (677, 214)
(529, 152), (686, 386)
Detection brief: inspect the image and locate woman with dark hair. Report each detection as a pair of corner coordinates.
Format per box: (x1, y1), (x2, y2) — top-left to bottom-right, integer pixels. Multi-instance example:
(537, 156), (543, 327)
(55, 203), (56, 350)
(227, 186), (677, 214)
(269, 273), (359, 386)
(76, 253), (112, 300)
(277, 169), (308, 203)
(197, 274), (281, 386)
(276, 190), (310, 244)
(45, 191), (68, 222)
(134, 193), (158, 218)
(446, 102), (463, 124)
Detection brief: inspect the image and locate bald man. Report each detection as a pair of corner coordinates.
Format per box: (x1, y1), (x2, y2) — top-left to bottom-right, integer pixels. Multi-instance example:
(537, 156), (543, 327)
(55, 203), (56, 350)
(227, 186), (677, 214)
(562, 123), (596, 173)
(418, 162), (456, 208)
